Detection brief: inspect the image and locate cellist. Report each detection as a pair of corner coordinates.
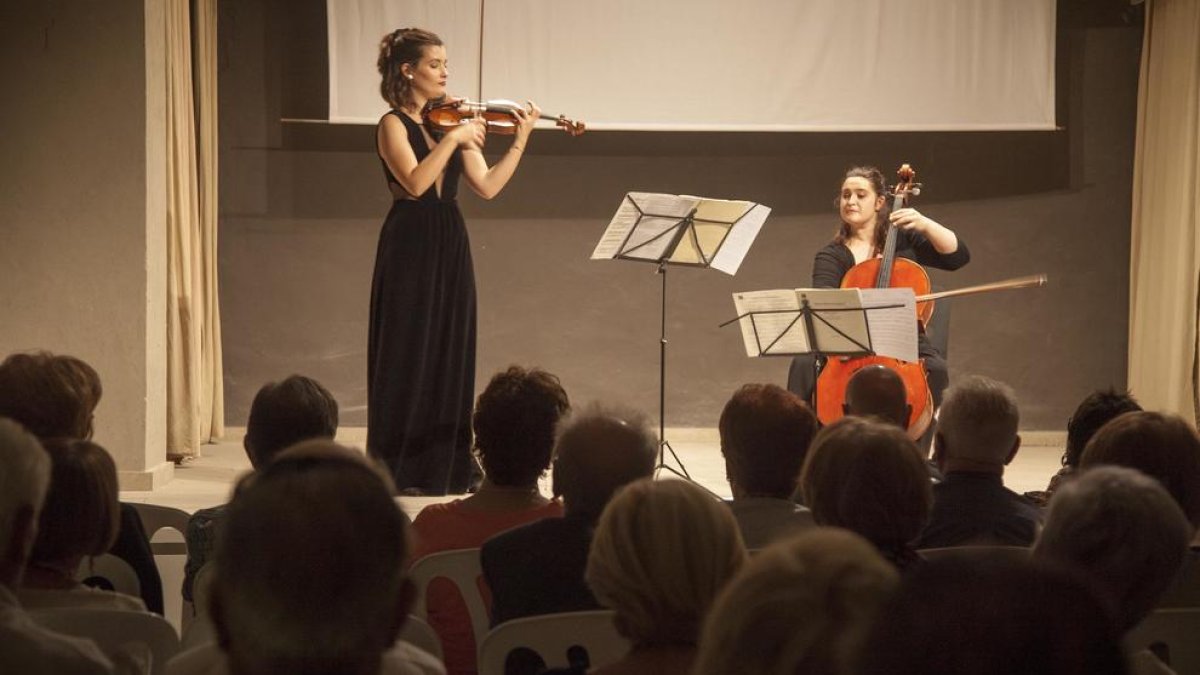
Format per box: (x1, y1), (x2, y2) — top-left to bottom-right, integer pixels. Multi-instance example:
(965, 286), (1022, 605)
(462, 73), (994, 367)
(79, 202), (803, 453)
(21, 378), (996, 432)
(787, 166), (970, 411)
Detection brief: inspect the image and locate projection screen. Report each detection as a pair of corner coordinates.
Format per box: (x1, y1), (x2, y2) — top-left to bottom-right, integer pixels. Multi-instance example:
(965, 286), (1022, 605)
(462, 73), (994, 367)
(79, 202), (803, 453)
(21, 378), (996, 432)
(328, 0), (1056, 131)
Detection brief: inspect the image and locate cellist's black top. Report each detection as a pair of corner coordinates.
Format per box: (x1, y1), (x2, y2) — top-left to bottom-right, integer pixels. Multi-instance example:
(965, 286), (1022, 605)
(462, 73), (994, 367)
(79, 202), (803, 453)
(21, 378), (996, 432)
(811, 229), (971, 288)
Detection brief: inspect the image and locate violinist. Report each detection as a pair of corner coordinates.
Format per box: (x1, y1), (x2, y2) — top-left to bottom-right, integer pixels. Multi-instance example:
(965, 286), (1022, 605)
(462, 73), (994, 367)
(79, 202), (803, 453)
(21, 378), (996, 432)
(788, 166), (970, 413)
(369, 27), (540, 495)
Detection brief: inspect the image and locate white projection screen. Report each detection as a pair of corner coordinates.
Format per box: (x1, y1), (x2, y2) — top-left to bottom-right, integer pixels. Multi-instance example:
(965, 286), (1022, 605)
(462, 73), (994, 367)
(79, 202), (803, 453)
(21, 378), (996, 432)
(328, 0), (1056, 131)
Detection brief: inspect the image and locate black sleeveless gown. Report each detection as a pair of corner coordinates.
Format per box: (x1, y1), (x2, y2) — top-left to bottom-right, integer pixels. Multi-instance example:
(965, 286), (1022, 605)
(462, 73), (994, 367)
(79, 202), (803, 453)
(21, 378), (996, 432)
(368, 112), (475, 494)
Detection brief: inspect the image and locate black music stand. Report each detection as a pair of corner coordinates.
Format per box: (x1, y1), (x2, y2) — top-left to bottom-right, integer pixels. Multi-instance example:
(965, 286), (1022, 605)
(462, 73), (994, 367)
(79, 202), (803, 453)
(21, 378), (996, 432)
(722, 288), (911, 411)
(594, 193), (770, 481)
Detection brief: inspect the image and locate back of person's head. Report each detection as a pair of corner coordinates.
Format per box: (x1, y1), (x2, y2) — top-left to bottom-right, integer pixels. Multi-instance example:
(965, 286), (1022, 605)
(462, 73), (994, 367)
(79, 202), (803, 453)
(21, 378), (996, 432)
(0, 351), (102, 440)
(1064, 389), (1141, 468)
(212, 440), (409, 675)
(694, 528), (899, 675)
(473, 365), (570, 487)
(243, 375), (339, 468)
(1034, 466), (1191, 632)
(843, 365), (909, 429)
(585, 478), (746, 646)
(0, 418), (51, 587)
(1079, 410), (1200, 528)
(719, 383), (818, 499)
(858, 557), (1128, 675)
(550, 404), (656, 521)
(934, 375), (1020, 469)
(29, 438), (120, 567)
(799, 417), (931, 553)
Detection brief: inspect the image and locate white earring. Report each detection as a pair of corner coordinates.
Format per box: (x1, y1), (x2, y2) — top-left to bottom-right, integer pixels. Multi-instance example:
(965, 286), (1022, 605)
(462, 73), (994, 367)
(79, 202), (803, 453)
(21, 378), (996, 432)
(407, 75), (414, 80)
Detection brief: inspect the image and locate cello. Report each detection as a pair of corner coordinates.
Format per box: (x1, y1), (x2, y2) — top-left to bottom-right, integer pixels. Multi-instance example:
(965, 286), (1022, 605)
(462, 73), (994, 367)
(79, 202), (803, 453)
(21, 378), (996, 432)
(815, 164), (934, 439)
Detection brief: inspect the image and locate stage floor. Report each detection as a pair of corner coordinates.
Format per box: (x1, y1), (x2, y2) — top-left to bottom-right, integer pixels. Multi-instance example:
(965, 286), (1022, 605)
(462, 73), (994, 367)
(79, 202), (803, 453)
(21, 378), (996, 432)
(122, 427), (1067, 517)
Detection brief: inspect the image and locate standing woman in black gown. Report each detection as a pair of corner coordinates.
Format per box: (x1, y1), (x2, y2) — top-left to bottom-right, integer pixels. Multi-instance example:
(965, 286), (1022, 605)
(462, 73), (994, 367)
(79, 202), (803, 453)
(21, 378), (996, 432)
(370, 28), (540, 495)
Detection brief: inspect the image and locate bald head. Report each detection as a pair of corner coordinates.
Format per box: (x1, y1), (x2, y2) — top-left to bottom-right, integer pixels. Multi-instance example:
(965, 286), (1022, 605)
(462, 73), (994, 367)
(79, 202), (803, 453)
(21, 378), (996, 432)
(552, 405), (657, 521)
(844, 365), (910, 429)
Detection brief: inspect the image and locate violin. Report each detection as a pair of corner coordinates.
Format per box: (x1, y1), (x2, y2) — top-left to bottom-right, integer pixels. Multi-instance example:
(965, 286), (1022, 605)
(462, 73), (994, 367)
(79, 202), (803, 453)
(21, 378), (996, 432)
(816, 164), (934, 439)
(423, 99), (586, 137)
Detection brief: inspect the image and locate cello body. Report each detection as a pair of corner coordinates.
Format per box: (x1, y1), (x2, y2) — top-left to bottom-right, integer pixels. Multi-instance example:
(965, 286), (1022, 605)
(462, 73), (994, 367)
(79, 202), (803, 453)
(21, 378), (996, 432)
(814, 166), (934, 440)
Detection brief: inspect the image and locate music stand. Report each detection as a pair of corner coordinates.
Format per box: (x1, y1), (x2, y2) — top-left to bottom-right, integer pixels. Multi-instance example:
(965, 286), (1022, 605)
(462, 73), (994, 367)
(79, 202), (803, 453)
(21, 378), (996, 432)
(593, 193), (770, 480)
(721, 287), (916, 411)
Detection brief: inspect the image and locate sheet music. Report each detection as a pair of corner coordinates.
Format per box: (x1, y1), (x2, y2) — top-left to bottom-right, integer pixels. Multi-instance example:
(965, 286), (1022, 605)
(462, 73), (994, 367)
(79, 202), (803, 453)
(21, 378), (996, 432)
(591, 193), (700, 260)
(859, 287), (920, 362)
(731, 290), (808, 356)
(801, 288), (872, 354)
(710, 202), (770, 275)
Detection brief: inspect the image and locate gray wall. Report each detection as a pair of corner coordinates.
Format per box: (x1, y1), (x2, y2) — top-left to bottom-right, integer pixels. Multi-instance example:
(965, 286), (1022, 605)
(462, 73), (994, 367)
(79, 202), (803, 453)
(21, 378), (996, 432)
(0, 1), (169, 484)
(219, 0), (1140, 429)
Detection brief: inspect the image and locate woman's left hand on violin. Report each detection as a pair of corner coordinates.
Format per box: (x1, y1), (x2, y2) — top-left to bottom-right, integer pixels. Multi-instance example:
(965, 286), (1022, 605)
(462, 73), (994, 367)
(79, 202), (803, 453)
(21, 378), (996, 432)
(889, 207), (941, 234)
(514, 100), (542, 139)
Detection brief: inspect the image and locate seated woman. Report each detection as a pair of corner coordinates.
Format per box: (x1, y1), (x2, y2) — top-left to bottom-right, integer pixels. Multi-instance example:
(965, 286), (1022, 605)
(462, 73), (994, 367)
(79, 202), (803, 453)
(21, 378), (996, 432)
(0, 351), (161, 613)
(584, 479), (747, 675)
(693, 529), (899, 675)
(18, 438), (145, 612)
(409, 365), (570, 675)
(797, 416), (932, 570)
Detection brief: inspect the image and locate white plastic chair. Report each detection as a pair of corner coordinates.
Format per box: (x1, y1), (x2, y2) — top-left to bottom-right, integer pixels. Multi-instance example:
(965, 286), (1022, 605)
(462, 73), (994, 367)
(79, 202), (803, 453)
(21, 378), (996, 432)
(131, 503), (191, 555)
(408, 548), (489, 648)
(1126, 607), (1200, 673)
(400, 614), (444, 661)
(477, 610), (629, 675)
(76, 553), (142, 598)
(30, 607), (180, 675)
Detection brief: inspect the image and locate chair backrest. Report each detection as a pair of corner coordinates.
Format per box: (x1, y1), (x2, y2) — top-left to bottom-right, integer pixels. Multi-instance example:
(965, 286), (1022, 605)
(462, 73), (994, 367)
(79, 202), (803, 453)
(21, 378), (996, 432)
(408, 548), (489, 648)
(477, 610), (629, 675)
(77, 552), (142, 598)
(917, 545), (1031, 562)
(399, 615), (444, 661)
(924, 294), (952, 358)
(30, 607), (180, 675)
(131, 503), (192, 555)
(1126, 607), (1200, 673)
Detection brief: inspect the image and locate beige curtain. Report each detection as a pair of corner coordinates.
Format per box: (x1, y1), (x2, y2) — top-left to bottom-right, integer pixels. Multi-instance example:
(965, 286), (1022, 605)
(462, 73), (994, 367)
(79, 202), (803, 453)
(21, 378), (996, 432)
(166, 0), (223, 458)
(1128, 0), (1200, 424)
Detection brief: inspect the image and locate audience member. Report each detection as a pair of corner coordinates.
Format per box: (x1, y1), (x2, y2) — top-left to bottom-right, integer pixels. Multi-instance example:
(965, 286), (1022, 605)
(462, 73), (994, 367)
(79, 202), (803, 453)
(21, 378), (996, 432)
(209, 440), (442, 675)
(0, 351), (162, 613)
(797, 417), (931, 570)
(0, 418), (113, 674)
(1079, 411), (1200, 528)
(1078, 410), (1200, 606)
(916, 376), (1041, 548)
(18, 438), (145, 613)
(1025, 388), (1141, 506)
(1034, 466), (1189, 674)
(481, 404), (656, 626)
(183, 374), (338, 603)
(693, 528), (898, 675)
(843, 365), (910, 428)
(410, 366), (569, 675)
(584, 478), (746, 675)
(717, 384), (817, 549)
(858, 556), (1128, 675)
(842, 365), (942, 478)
